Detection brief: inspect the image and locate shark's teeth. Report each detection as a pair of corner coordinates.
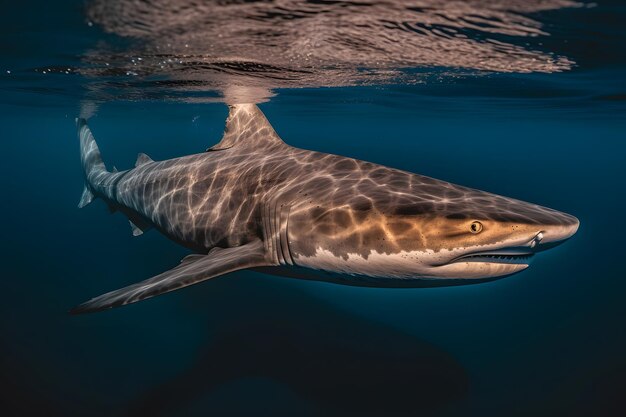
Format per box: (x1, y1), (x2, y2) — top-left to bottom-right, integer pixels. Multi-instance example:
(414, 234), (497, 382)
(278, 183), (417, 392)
(453, 248), (535, 264)
(454, 253), (534, 264)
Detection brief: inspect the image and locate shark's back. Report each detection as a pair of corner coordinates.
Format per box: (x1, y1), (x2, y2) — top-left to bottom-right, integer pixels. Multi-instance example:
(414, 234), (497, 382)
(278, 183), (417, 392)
(83, 104), (293, 251)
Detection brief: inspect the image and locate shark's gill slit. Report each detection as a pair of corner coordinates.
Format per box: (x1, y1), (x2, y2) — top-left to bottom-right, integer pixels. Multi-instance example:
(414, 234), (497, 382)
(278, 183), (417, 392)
(280, 204), (295, 266)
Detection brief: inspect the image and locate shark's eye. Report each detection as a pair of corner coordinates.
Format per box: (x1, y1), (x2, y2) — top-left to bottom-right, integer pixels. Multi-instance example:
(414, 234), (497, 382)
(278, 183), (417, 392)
(470, 221), (483, 234)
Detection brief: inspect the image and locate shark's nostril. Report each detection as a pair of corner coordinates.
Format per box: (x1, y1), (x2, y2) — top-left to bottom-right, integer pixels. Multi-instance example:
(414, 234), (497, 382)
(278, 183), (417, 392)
(529, 232), (544, 248)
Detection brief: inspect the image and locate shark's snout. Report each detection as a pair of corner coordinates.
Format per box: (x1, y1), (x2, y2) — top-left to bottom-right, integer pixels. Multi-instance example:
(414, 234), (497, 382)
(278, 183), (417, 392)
(533, 214), (579, 251)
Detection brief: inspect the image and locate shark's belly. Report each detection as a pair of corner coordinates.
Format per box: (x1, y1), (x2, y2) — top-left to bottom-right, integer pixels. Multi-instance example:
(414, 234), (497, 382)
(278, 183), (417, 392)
(252, 265), (496, 288)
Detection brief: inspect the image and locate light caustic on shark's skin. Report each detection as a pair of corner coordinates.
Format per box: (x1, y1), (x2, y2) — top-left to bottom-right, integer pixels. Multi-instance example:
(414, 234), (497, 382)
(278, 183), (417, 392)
(72, 104), (579, 313)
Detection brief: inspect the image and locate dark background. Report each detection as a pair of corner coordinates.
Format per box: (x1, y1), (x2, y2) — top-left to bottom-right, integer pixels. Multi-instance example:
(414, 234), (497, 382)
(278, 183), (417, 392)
(1, 1), (625, 416)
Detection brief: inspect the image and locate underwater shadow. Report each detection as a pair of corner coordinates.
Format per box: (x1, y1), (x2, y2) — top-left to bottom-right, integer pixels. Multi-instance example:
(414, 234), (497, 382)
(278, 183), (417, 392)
(128, 277), (469, 417)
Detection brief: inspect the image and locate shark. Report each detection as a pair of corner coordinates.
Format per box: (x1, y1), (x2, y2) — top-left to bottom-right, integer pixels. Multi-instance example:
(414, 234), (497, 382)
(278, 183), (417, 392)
(72, 104), (579, 313)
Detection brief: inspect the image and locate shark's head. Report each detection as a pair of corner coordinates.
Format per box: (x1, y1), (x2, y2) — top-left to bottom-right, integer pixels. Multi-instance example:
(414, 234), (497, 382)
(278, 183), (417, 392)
(287, 169), (579, 285)
(405, 201), (579, 280)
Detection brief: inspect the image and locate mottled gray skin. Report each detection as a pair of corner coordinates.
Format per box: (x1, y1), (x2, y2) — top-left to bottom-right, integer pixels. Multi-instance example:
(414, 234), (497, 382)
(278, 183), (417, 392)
(73, 104), (579, 313)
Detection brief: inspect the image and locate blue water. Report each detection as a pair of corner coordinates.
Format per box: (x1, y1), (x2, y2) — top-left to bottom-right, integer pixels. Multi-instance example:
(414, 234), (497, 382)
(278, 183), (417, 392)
(2, 1), (626, 416)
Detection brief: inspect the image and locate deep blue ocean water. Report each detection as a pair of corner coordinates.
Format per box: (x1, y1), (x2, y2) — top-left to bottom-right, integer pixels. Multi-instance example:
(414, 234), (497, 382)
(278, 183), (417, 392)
(1, 1), (626, 416)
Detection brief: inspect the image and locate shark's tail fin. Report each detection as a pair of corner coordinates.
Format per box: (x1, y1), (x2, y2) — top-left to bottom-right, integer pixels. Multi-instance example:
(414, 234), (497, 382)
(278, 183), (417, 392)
(76, 118), (107, 208)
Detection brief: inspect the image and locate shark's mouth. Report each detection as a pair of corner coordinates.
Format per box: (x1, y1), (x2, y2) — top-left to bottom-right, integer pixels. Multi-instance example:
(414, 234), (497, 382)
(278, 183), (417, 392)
(451, 248), (535, 265)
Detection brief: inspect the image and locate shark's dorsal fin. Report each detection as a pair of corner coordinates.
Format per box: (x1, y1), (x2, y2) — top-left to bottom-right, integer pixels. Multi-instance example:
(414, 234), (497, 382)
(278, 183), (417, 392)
(207, 104), (285, 151)
(135, 153), (153, 167)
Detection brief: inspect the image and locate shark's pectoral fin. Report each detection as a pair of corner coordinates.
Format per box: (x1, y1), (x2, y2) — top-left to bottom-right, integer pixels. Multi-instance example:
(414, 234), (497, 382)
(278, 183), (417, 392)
(70, 239), (270, 314)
